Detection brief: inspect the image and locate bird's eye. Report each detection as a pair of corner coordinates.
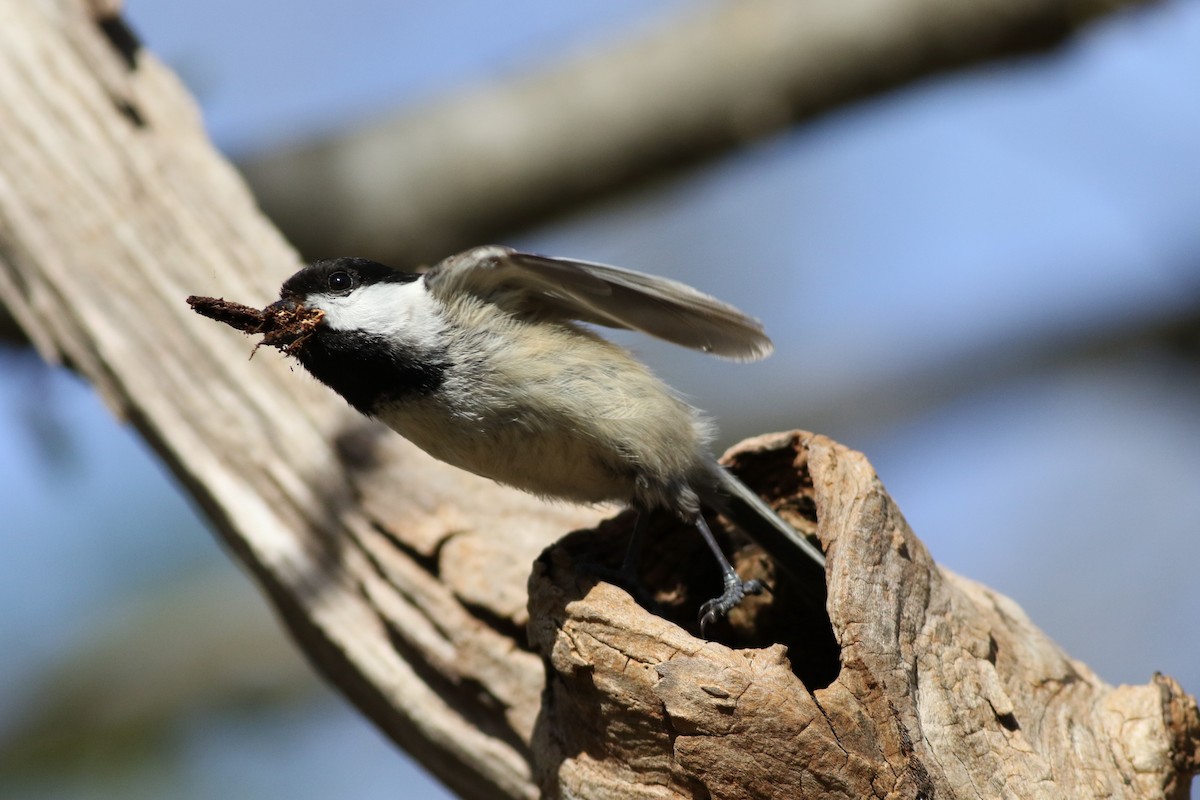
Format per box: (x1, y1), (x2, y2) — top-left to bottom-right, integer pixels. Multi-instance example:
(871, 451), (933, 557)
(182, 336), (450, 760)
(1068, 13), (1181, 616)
(327, 271), (353, 292)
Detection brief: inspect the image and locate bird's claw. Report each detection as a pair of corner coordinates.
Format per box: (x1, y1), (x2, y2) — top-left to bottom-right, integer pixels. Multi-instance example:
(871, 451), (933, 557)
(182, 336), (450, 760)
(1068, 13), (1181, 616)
(699, 576), (764, 633)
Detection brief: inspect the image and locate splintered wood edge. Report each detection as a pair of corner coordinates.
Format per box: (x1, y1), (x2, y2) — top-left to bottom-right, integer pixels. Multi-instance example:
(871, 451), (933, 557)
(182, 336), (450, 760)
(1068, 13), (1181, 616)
(527, 431), (1200, 799)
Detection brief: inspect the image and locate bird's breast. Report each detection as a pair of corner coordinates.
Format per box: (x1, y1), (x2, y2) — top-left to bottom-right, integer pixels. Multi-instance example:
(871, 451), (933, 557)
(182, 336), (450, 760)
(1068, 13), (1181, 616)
(373, 319), (712, 510)
(374, 395), (637, 505)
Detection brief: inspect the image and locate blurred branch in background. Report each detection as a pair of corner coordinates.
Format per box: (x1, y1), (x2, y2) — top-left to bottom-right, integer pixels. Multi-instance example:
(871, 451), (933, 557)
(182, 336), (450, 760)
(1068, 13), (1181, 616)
(237, 0), (1147, 268)
(804, 304), (1200, 439)
(0, 0), (1156, 347)
(0, 569), (322, 780)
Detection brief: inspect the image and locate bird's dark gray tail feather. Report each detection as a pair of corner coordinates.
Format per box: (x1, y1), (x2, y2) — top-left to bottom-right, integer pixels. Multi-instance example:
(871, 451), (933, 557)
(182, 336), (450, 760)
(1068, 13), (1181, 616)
(697, 460), (827, 588)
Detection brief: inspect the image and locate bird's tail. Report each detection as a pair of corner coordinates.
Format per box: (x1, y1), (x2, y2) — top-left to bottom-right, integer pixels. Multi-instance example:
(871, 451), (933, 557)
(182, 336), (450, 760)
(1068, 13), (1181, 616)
(696, 459), (826, 588)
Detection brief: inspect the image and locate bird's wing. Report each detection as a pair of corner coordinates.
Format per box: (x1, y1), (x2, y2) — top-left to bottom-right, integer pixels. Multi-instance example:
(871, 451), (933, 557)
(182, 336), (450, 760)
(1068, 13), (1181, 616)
(424, 245), (773, 361)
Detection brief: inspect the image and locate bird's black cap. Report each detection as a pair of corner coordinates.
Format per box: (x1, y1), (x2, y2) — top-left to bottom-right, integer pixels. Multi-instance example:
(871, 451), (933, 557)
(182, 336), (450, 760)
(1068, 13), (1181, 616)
(280, 257), (419, 299)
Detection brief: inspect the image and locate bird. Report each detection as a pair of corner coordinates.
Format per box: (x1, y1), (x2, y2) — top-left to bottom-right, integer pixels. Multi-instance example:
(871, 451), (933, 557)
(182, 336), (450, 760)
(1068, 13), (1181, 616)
(266, 245), (825, 630)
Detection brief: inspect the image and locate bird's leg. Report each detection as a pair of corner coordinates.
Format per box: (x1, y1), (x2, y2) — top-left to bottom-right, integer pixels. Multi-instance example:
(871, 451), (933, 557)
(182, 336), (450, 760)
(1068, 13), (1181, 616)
(695, 513), (764, 632)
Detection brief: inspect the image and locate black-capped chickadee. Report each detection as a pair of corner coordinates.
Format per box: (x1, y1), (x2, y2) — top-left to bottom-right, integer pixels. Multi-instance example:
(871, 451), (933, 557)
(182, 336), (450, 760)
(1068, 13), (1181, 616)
(268, 245), (825, 629)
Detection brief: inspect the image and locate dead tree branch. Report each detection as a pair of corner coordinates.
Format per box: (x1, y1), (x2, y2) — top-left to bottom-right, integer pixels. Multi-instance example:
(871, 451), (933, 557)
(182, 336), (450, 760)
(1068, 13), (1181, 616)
(0, 2), (588, 797)
(530, 432), (1200, 798)
(0, 1), (1194, 799)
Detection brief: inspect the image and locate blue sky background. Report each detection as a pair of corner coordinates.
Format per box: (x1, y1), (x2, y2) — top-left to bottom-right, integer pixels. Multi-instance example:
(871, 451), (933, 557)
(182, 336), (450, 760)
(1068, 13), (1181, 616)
(2, 1), (1198, 797)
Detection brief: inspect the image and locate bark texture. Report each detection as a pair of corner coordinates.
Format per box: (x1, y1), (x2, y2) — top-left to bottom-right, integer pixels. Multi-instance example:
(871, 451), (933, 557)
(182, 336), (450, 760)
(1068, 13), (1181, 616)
(529, 432), (1200, 799)
(1, 2), (1196, 800)
(0, 2), (589, 797)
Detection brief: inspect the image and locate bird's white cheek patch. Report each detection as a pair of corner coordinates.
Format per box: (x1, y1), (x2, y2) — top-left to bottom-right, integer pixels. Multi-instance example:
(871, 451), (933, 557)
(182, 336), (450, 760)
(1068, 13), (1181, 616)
(311, 280), (444, 350)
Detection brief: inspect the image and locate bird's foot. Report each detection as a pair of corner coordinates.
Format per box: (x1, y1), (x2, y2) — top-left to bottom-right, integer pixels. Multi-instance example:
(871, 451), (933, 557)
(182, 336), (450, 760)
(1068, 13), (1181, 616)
(699, 574), (765, 633)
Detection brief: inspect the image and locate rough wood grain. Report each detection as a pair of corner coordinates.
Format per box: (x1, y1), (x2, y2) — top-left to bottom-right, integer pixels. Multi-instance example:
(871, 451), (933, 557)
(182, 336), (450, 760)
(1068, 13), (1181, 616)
(1, 2), (1195, 800)
(0, 2), (595, 797)
(529, 432), (1200, 798)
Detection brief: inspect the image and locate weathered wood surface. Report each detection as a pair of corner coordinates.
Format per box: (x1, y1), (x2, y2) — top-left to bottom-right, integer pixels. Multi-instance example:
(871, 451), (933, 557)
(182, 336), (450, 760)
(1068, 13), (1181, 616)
(0, 2), (592, 797)
(0, 1), (1195, 799)
(531, 431), (1200, 798)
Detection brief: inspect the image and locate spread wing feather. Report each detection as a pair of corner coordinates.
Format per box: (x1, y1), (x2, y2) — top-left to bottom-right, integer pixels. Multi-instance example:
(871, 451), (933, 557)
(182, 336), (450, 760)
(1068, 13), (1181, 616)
(424, 246), (773, 361)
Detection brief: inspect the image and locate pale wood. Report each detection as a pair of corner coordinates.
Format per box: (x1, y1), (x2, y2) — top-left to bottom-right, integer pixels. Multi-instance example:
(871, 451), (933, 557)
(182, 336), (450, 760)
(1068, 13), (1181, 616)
(0, 2), (589, 798)
(529, 432), (1200, 798)
(0, 2), (1195, 800)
